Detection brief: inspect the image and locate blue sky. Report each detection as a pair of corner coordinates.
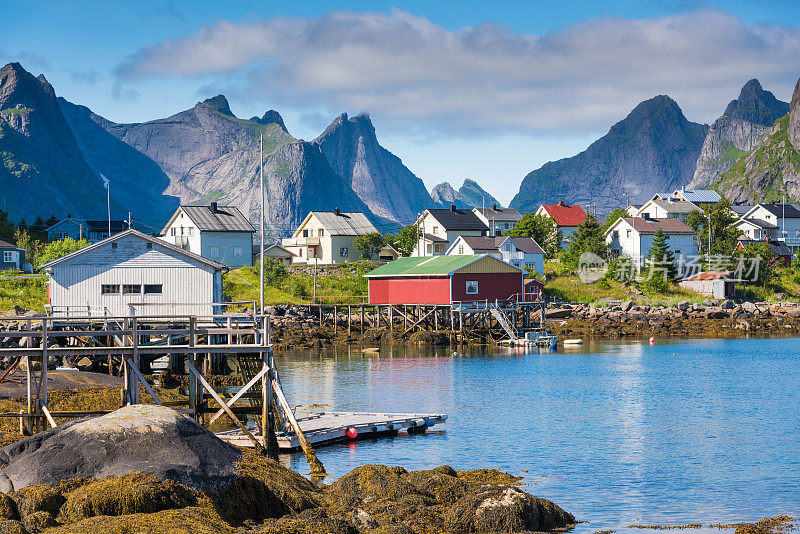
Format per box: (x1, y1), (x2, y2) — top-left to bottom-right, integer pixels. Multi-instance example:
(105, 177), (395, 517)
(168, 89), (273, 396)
(2, 1), (799, 205)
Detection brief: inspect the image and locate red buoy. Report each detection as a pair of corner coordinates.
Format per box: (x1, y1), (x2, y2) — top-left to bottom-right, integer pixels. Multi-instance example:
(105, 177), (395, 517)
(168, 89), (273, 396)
(346, 427), (358, 439)
(649, 337), (655, 345)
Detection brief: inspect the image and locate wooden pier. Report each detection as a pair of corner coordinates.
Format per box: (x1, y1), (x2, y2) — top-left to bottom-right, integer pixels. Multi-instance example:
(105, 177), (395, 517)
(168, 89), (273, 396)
(218, 411), (448, 451)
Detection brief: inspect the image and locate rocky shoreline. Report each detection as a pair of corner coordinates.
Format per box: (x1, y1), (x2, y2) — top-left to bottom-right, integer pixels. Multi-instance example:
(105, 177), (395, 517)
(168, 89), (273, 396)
(266, 300), (800, 349)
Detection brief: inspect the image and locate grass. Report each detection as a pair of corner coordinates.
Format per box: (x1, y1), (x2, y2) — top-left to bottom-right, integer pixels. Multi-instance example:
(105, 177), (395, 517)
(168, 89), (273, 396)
(0, 107), (32, 115)
(223, 262), (375, 305)
(0, 273), (46, 312)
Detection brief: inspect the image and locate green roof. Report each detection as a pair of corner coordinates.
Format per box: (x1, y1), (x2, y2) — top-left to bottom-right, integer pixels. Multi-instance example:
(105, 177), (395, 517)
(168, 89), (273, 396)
(364, 255), (485, 277)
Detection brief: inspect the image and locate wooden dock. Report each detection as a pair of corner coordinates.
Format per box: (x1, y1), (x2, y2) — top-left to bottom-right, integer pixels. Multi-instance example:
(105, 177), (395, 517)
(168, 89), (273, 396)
(216, 411), (448, 451)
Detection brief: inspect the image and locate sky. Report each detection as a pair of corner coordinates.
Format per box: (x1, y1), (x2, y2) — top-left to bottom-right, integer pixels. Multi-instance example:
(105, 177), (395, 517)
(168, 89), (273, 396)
(2, 1), (799, 205)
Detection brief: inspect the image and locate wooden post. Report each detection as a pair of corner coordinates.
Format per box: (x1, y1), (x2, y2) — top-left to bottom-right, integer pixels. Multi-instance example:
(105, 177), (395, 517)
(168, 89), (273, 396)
(403, 305), (407, 329)
(389, 306), (393, 331)
(270, 371), (326, 476)
(348, 305), (351, 336)
(122, 318), (130, 405)
(41, 319), (48, 410)
(434, 307), (438, 330)
(360, 306), (364, 334)
(187, 316), (200, 421)
(131, 318), (140, 405)
(262, 316), (278, 460)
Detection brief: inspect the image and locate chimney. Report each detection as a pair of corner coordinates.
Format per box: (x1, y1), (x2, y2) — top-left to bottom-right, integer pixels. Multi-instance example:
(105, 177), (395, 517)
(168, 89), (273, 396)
(557, 201), (564, 207)
(642, 212), (651, 220)
(67, 214), (71, 219)
(210, 202), (218, 213)
(492, 204), (497, 211)
(334, 207), (341, 216)
(450, 204), (457, 212)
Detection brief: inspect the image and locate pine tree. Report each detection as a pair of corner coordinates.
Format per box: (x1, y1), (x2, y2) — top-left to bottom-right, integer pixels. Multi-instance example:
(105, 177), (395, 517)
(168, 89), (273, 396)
(645, 227), (676, 289)
(563, 214), (608, 268)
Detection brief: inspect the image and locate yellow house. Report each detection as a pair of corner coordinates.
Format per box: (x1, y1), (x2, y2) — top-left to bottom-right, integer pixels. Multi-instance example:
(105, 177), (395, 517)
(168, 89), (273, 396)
(281, 209), (378, 264)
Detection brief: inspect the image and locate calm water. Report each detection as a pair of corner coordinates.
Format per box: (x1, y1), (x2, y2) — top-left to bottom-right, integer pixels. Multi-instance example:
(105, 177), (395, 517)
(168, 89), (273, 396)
(274, 338), (800, 533)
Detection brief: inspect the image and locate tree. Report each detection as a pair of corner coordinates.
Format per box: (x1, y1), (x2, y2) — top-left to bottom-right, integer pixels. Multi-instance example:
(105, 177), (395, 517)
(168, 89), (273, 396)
(395, 225), (418, 256)
(13, 228), (43, 269)
(644, 227), (676, 291)
(733, 241), (779, 287)
(353, 232), (384, 260)
(261, 257), (288, 286)
(505, 213), (561, 255)
(685, 200), (739, 259)
(602, 208), (629, 232)
(561, 214), (608, 269)
(37, 238), (90, 268)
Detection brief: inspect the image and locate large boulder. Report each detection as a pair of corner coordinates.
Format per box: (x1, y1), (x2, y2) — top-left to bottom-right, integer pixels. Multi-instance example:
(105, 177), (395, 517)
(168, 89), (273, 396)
(0, 405), (242, 492)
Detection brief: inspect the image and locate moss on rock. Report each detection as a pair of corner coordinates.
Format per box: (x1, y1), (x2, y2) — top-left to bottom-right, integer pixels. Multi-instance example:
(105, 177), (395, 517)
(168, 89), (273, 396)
(59, 472), (196, 522)
(261, 507), (356, 534)
(21, 510), (54, 531)
(0, 520), (26, 534)
(11, 484), (64, 518)
(46, 505), (233, 534)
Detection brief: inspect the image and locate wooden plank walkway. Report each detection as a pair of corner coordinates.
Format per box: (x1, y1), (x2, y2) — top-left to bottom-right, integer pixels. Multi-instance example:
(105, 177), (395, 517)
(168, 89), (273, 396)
(216, 411), (447, 451)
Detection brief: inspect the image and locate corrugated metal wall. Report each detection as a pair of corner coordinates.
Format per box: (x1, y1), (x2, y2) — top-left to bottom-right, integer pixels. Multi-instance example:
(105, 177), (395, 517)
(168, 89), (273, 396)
(454, 255), (521, 274)
(368, 277), (451, 305)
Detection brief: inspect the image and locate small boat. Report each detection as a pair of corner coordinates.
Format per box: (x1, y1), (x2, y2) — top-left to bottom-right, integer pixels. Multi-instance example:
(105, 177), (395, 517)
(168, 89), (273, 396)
(524, 331), (559, 348)
(563, 339), (584, 345)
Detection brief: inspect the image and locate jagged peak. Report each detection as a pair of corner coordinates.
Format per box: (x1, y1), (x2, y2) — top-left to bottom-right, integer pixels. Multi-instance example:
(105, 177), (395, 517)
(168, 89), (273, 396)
(249, 109), (287, 132)
(200, 94), (235, 117)
(722, 78), (788, 127)
(316, 111), (378, 142)
(0, 61), (57, 101)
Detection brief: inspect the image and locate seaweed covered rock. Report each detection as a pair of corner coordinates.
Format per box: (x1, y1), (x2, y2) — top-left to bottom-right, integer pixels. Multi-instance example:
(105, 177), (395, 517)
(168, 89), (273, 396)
(59, 472), (196, 522)
(21, 510), (54, 531)
(11, 485), (64, 518)
(443, 485), (575, 533)
(261, 507), (356, 534)
(45, 506), (233, 534)
(211, 450), (324, 525)
(0, 405), (242, 492)
(0, 493), (18, 521)
(403, 466), (471, 505)
(328, 465), (423, 504)
(0, 520), (26, 534)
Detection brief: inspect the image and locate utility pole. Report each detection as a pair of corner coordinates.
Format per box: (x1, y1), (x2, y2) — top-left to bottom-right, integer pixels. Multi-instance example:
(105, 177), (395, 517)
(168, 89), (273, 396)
(313, 256), (317, 303)
(106, 180), (111, 237)
(707, 210), (712, 263)
(259, 134), (265, 314)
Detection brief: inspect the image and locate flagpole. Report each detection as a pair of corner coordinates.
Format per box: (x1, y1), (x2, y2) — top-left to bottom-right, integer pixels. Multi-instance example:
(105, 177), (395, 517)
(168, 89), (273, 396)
(107, 181), (111, 237)
(259, 134), (265, 314)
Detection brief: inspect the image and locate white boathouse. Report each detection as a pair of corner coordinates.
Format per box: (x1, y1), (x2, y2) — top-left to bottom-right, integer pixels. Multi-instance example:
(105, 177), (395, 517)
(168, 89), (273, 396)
(41, 229), (225, 317)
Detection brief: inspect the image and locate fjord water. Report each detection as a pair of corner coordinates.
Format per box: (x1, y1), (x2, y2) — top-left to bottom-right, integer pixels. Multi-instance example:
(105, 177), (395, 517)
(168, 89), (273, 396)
(275, 338), (800, 533)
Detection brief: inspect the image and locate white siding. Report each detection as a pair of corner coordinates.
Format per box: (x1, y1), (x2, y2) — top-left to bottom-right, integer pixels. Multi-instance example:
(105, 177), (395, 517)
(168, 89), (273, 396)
(48, 234), (219, 316)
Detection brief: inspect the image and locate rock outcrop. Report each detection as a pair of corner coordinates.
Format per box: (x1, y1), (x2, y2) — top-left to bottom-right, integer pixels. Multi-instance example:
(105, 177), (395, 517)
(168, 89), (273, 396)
(313, 113), (432, 224)
(0, 404), (242, 492)
(0, 62), (122, 223)
(690, 79), (789, 189)
(789, 77), (800, 152)
(510, 95), (708, 214)
(431, 179), (501, 209)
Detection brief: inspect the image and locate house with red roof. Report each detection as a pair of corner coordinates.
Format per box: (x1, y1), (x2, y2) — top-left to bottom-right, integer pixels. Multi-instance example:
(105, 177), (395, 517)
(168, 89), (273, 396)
(534, 201), (588, 243)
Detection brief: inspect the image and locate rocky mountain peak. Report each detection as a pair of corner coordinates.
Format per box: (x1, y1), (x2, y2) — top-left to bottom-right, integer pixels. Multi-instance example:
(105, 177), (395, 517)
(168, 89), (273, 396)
(200, 94), (235, 117)
(789, 76), (800, 152)
(250, 109), (287, 132)
(722, 78), (789, 127)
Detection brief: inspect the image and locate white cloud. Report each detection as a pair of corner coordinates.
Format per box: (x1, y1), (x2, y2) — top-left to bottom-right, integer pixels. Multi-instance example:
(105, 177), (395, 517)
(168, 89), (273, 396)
(116, 9), (800, 134)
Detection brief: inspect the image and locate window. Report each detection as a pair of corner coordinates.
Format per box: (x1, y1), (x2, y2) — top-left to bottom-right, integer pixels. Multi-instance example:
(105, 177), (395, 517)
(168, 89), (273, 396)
(309, 229), (314, 237)
(458, 245), (464, 254)
(504, 243), (512, 252)
(318, 229), (324, 236)
(303, 229), (309, 237)
(299, 248), (303, 258)
(143, 284), (162, 295)
(626, 230), (632, 238)
(56, 232), (69, 240)
(432, 226), (438, 235)
(146, 242), (152, 250)
(465, 281), (479, 294)
(171, 228), (176, 236)
(101, 284), (120, 295)
(504, 223), (510, 229)
(111, 243), (118, 250)
(234, 246), (243, 257)
(123, 284), (141, 294)
(2, 251), (13, 263)
(612, 231), (619, 239)
(210, 246), (220, 258)
(340, 247), (349, 257)
(180, 226), (185, 235)
(188, 227), (193, 235)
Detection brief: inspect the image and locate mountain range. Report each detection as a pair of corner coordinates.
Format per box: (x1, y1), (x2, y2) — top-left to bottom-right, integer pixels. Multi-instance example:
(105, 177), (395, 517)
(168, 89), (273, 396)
(2, 59), (799, 236)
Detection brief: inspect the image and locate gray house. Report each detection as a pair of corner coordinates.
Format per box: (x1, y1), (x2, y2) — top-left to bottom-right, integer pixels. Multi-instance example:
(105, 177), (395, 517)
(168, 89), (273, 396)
(41, 229), (225, 317)
(0, 239), (26, 272)
(160, 203), (255, 268)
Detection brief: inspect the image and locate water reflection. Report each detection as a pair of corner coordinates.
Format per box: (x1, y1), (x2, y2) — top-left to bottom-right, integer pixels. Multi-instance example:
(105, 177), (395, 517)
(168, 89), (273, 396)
(274, 338), (800, 534)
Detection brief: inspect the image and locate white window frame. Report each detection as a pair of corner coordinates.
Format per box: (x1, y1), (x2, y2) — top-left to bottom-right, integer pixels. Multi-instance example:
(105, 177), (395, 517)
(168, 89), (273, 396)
(210, 246), (220, 258)
(3, 251), (15, 263)
(340, 247), (349, 258)
(233, 246), (243, 258)
(466, 281), (479, 294)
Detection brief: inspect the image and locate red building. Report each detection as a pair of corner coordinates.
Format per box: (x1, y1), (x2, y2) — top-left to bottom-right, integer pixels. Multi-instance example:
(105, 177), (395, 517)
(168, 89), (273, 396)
(365, 255), (523, 305)
(523, 278), (545, 302)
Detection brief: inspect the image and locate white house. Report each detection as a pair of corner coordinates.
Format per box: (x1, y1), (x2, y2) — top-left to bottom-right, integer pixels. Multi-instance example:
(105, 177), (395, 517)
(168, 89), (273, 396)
(281, 209), (378, 265)
(47, 218), (129, 243)
(446, 235), (545, 274)
(534, 201), (587, 243)
(412, 206), (488, 256)
(636, 199), (701, 222)
(252, 244), (295, 266)
(472, 205), (522, 237)
(41, 229), (225, 317)
(732, 203), (800, 249)
(160, 203), (255, 268)
(605, 217), (698, 271)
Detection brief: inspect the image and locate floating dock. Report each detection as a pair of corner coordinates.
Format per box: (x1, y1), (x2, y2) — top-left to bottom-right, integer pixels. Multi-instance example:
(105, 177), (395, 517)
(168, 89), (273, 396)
(217, 411), (447, 451)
